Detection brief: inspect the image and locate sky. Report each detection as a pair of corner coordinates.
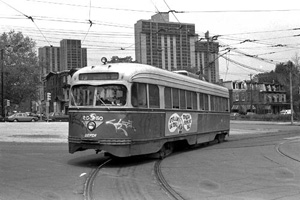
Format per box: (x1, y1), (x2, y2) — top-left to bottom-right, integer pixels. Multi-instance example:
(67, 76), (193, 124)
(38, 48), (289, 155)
(1, 0), (300, 81)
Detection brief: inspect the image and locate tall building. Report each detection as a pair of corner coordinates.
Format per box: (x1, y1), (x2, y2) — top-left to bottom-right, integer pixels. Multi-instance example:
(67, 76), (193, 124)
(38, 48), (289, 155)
(135, 13), (198, 71)
(195, 37), (219, 83)
(60, 39), (87, 71)
(134, 14), (220, 83)
(38, 39), (87, 76)
(38, 46), (60, 76)
(38, 39), (87, 114)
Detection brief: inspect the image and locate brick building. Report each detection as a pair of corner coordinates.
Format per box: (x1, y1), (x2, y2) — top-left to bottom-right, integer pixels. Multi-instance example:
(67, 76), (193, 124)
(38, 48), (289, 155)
(224, 80), (289, 114)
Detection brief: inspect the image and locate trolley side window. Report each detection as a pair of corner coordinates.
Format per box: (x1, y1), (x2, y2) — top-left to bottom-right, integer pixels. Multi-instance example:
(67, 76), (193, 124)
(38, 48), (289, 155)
(199, 93), (204, 110)
(199, 93), (209, 111)
(172, 88), (179, 109)
(225, 98), (229, 111)
(210, 95), (215, 111)
(131, 83), (147, 107)
(204, 94), (209, 110)
(192, 92), (197, 110)
(186, 91), (191, 109)
(180, 89), (186, 109)
(164, 87), (172, 109)
(149, 84), (160, 108)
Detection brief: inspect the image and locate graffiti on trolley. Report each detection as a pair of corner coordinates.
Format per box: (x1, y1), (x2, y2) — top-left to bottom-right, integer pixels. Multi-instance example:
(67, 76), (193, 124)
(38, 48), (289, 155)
(168, 113), (192, 133)
(106, 119), (135, 136)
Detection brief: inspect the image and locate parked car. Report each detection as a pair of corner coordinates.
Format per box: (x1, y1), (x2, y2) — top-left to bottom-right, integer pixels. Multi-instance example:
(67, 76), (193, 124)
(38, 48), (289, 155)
(0, 115), (5, 122)
(26, 112), (39, 117)
(43, 112), (69, 122)
(280, 109), (291, 115)
(230, 112), (240, 117)
(6, 113), (39, 122)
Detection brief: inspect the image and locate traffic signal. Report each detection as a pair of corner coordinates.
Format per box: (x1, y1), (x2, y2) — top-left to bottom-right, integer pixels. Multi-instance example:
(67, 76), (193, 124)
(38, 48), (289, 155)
(47, 92), (51, 101)
(6, 100), (10, 106)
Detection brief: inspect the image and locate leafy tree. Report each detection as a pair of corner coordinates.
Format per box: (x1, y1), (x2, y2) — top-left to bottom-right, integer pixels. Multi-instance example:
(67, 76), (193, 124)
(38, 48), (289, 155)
(0, 30), (39, 110)
(254, 71), (278, 84)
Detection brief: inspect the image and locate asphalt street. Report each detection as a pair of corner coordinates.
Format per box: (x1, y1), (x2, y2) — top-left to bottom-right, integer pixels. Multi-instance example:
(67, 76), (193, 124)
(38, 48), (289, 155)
(0, 121), (300, 200)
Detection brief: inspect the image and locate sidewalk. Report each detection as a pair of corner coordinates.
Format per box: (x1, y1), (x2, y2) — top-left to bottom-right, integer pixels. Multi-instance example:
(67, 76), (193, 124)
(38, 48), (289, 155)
(231, 120), (300, 126)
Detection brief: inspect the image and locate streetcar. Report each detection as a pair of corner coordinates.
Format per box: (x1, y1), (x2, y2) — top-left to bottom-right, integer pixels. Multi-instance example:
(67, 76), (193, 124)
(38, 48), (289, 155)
(68, 58), (230, 158)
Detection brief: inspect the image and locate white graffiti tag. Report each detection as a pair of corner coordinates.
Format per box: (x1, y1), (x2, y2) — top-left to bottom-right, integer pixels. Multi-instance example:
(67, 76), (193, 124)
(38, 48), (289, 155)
(106, 119), (134, 136)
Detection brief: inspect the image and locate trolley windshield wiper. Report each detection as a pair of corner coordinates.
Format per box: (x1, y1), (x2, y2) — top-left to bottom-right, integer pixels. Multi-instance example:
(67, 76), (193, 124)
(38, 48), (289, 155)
(70, 91), (79, 109)
(96, 96), (110, 110)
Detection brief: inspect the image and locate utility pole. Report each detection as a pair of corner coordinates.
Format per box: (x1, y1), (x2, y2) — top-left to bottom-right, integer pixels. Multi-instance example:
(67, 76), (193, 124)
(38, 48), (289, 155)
(1, 49), (4, 118)
(288, 61), (294, 125)
(249, 74), (253, 113)
(205, 31), (211, 83)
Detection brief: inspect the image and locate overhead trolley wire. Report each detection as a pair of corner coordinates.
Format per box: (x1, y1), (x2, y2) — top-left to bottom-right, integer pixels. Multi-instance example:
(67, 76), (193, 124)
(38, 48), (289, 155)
(24, 0), (154, 13)
(162, 0), (180, 23)
(0, 0), (52, 46)
(181, 9), (300, 13)
(82, 0), (93, 45)
(220, 54), (268, 73)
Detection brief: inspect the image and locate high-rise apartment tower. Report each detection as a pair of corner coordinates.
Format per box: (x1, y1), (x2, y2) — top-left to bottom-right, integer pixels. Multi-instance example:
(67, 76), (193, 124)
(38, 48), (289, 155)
(134, 14), (219, 83)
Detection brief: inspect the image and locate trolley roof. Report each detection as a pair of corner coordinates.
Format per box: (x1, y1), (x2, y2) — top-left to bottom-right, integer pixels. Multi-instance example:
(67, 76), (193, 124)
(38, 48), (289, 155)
(71, 63), (229, 98)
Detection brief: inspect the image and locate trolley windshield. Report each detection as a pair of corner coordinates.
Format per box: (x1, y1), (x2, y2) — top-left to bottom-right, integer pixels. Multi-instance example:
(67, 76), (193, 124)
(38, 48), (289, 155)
(70, 84), (127, 106)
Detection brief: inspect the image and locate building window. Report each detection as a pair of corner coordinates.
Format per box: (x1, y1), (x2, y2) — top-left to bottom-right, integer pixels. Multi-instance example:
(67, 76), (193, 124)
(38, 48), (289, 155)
(241, 92), (245, 101)
(235, 93), (239, 101)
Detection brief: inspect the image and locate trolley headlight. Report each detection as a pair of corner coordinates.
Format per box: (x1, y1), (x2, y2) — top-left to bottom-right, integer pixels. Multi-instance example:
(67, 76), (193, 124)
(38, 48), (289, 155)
(87, 121), (96, 131)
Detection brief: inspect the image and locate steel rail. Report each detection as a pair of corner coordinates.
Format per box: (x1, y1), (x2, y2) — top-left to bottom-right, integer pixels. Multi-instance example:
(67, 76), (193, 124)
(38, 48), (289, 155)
(154, 159), (186, 200)
(83, 158), (112, 200)
(276, 138), (300, 163)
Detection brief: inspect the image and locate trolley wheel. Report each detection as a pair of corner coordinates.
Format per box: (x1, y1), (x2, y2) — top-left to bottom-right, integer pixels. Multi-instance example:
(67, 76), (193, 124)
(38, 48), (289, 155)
(158, 143), (174, 159)
(216, 134), (226, 143)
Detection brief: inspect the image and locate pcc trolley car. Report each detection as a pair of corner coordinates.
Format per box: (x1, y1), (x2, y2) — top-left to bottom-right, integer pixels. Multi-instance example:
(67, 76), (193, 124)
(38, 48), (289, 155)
(68, 59), (230, 157)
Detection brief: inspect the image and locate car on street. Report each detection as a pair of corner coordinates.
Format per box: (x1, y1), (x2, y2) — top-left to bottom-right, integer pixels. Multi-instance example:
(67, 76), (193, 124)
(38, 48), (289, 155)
(280, 109), (291, 115)
(6, 112), (39, 122)
(43, 112), (69, 122)
(25, 112), (39, 117)
(0, 115), (5, 122)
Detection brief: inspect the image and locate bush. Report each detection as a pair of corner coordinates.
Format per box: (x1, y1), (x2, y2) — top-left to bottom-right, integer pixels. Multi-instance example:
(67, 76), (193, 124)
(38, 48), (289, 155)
(236, 113), (294, 121)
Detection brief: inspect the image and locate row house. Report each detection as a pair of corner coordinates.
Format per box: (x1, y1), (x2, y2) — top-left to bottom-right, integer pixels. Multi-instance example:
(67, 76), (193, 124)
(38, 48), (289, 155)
(44, 71), (72, 114)
(223, 80), (289, 114)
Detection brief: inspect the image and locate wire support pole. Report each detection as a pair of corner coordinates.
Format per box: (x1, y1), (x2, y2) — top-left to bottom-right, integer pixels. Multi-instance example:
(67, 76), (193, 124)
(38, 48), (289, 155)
(1, 49), (4, 118)
(289, 62), (294, 125)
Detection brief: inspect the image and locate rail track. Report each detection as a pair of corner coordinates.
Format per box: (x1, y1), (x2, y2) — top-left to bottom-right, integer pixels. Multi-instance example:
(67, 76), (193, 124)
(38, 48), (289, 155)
(276, 137), (300, 163)
(81, 134), (299, 200)
(83, 158), (112, 200)
(154, 159), (186, 200)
